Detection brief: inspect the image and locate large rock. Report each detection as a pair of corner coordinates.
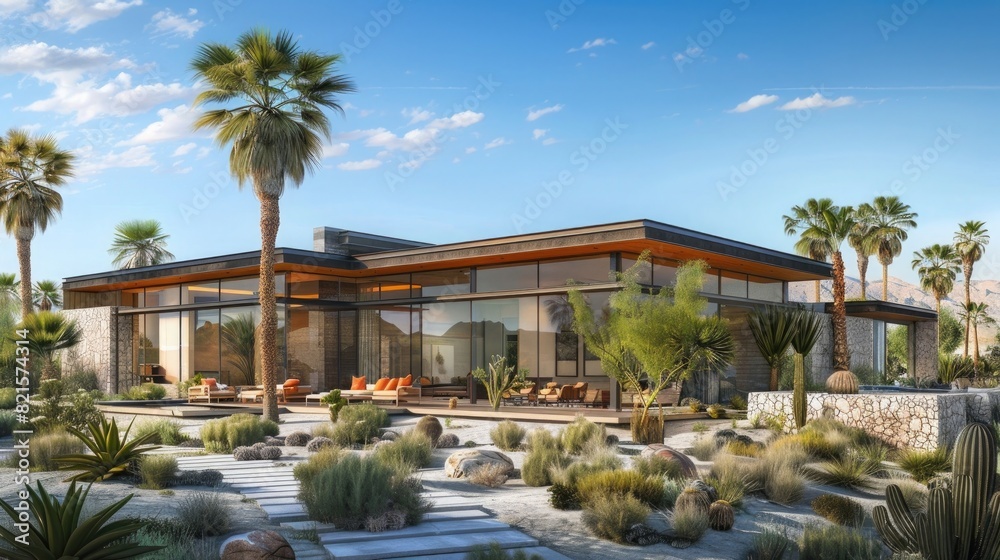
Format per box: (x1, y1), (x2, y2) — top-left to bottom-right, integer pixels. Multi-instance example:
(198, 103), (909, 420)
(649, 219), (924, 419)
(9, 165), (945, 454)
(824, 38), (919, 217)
(221, 530), (294, 560)
(445, 449), (514, 478)
(641, 444), (697, 478)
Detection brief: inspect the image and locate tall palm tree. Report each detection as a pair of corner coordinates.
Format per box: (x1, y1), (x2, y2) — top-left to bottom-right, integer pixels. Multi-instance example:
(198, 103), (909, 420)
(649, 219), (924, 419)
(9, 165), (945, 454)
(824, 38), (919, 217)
(866, 196), (918, 301)
(954, 221), (990, 358)
(911, 244), (961, 348)
(783, 198), (835, 302)
(0, 129), (75, 319)
(32, 279), (61, 312)
(785, 201), (855, 371)
(191, 28), (354, 421)
(849, 203), (877, 300)
(108, 219), (175, 269)
(958, 302), (994, 371)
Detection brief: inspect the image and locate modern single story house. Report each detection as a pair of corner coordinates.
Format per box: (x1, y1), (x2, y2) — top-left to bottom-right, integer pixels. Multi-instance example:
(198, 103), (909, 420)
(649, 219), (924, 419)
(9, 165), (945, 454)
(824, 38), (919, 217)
(60, 219), (938, 405)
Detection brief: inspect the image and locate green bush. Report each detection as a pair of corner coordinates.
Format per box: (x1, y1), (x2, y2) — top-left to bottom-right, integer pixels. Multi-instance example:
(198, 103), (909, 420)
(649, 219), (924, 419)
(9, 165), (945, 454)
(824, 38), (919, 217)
(26, 431), (85, 471)
(729, 395), (747, 411)
(763, 461), (804, 505)
(414, 415), (443, 446)
(799, 524), (883, 560)
(464, 543), (542, 560)
(580, 492), (651, 544)
(200, 413), (279, 453)
(58, 416), (160, 482)
(292, 446), (346, 489)
(133, 419), (189, 446)
(522, 445), (569, 487)
(811, 494), (865, 527)
(174, 492), (232, 538)
(671, 500), (709, 541)
(807, 452), (880, 490)
(661, 478), (686, 509)
(138, 455), (178, 489)
(548, 482), (582, 510)
(0, 410), (16, 437)
(490, 420), (526, 451)
(689, 436), (719, 461)
(631, 454), (682, 480)
(123, 519), (217, 560)
(726, 439), (764, 458)
(526, 427), (561, 452)
(576, 469), (665, 508)
(329, 403), (390, 446)
(373, 431), (433, 470)
(29, 382), (104, 433)
(705, 474), (747, 508)
(122, 383), (167, 400)
(561, 416), (604, 455)
(296, 454), (427, 531)
(746, 528), (790, 560)
(0, 387), (15, 409)
(62, 370), (101, 393)
(895, 446), (951, 484)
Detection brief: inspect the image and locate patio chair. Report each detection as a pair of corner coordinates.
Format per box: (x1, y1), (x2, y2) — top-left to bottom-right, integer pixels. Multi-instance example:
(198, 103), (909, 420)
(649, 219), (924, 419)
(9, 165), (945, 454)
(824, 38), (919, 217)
(538, 382), (560, 405)
(565, 382), (588, 405)
(581, 389), (603, 407)
(187, 378), (236, 403)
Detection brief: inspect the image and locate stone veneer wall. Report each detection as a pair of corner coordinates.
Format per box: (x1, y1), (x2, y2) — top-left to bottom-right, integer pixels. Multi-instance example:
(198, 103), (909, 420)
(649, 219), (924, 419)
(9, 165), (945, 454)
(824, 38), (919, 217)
(914, 320), (938, 383)
(59, 307), (132, 393)
(807, 314), (875, 383)
(748, 389), (1000, 450)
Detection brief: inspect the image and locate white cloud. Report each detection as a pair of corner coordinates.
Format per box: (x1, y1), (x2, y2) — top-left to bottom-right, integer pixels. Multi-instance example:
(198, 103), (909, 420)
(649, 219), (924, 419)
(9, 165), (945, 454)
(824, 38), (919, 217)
(532, 129), (548, 140)
(338, 159), (381, 171)
(172, 142), (196, 157)
(641, 41), (656, 50)
(401, 106), (433, 124)
(24, 72), (191, 124)
(0, 42), (119, 75)
(196, 146), (211, 159)
(452, 157), (460, 164)
(729, 94), (779, 113)
(779, 93), (856, 111)
(484, 137), (511, 150)
(672, 53), (686, 63)
(686, 45), (703, 57)
(147, 8), (204, 39)
(542, 138), (558, 146)
(322, 142), (349, 158)
(737, 52), (749, 60)
(464, 146), (476, 154)
(362, 110), (484, 152)
(75, 144), (156, 178)
(526, 104), (563, 122)
(567, 38), (616, 53)
(1, 93), (11, 99)
(0, 0), (32, 14)
(32, 0), (143, 32)
(121, 104), (198, 145)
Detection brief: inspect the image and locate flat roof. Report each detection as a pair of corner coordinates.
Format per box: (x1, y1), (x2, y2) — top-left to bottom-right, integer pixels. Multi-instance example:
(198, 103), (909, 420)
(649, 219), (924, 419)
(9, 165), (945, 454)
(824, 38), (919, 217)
(829, 300), (938, 323)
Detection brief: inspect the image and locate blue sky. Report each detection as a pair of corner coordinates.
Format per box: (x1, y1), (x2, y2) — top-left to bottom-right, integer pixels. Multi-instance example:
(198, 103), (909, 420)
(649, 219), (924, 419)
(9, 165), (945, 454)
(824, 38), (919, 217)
(1, 0), (999, 286)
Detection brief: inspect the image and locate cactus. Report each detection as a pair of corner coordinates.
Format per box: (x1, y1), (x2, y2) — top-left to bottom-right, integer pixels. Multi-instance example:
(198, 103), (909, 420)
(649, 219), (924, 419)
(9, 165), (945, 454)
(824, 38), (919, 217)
(825, 370), (859, 394)
(708, 500), (735, 531)
(873, 421), (1000, 558)
(790, 308), (822, 428)
(792, 354), (807, 428)
(675, 488), (710, 514)
(415, 416), (443, 446)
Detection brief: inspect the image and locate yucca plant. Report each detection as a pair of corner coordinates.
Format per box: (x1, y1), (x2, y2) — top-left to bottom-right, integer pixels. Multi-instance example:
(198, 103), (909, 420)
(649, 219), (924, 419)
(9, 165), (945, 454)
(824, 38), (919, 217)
(56, 416), (160, 482)
(0, 481), (162, 559)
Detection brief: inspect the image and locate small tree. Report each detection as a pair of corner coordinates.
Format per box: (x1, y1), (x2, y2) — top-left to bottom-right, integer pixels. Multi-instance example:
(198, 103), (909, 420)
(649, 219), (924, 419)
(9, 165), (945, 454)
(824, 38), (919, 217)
(13, 311), (82, 383)
(746, 306), (796, 391)
(569, 253), (735, 444)
(471, 355), (526, 411)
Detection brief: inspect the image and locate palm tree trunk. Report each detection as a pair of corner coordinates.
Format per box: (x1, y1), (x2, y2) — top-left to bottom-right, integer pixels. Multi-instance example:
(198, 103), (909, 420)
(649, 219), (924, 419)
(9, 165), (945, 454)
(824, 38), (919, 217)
(814, 280), (821, 303)
(16, 231), (32, 320)
(858, 256), (868, 300)
(963, 263), (972, 358)
(831, 251), (850, 371)
(769, 365), (779, 391)
(935, 297), (941, 351)
(258, 193), (281, 422)
(972, 319), (980, 371)
(882, 263), (889, 301)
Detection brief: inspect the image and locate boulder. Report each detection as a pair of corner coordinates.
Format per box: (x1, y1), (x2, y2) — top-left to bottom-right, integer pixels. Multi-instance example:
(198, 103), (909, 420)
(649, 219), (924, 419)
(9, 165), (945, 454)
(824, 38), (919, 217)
(220, 530), (294, 560)
(641, 444), (697, 478)
(445, 449), (514, 479)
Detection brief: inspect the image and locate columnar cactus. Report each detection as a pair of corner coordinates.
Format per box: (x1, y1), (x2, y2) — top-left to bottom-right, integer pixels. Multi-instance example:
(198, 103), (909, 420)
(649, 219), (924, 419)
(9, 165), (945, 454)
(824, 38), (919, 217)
(873, 422), (1000, 558)
(793, 353), (807, 429)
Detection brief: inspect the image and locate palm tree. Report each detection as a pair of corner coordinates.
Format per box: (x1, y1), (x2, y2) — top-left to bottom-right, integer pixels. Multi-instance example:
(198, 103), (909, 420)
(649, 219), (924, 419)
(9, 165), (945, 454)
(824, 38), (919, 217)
(784, 198), (835, 302)
(108, 219), (175, 269)
(14, 311), (82, 383)
(849, 203), (877, 300)
(865, 196), (918, 301)
(0, 273), (19, 316)
(958, 302), (994, 372)
(32, 279), (61, 312)
(0, 129), (75, 319)
(954, 221), (990, 358)
(911, 244), (961, 348)
(746, 305), (796, 391)
(785, 201), (855, 371)
(191, 28), (355, 421)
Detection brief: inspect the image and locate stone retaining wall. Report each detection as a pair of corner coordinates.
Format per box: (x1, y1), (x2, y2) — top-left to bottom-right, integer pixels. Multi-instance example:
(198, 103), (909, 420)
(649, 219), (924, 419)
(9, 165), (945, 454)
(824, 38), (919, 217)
(748, 390), (1000, 450)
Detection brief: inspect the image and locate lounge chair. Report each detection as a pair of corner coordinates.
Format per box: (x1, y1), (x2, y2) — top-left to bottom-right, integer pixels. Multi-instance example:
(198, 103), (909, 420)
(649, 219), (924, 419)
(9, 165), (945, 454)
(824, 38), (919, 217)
(538, 382), (560, 405)
(188, 379), (236, 403)
(581, 389), (604, 408)
(623, 382), (682, 408)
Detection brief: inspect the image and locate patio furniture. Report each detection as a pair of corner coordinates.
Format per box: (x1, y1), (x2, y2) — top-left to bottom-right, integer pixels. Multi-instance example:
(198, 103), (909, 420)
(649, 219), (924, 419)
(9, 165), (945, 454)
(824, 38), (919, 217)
(562, 382), (588, 405)
(419, 373), (470, 399)
(581, 389), (604, 407)
(187, 379), (236, 403)
(622, 382), (682, 408)
(539, 382), (567, 406)
(372, 386), (421, 406)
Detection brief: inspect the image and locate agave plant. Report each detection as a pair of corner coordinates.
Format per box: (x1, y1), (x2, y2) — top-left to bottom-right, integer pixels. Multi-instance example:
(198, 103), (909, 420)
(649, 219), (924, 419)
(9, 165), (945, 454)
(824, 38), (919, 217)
(0, 481), (162, 559)
(56, 416), (160, 482)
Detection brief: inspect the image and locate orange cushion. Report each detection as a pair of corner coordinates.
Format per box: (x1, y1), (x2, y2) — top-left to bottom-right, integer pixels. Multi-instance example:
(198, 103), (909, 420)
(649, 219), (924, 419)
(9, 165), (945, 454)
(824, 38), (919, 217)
(419, 376), (432, 386)
(374, 377), (391, 391)
(202, 378), (217, 389)
(400, 374), (413, 387)
(385, 378), (400, 391)
(351, 376), (367, 390)
(283, 379), (300, 388)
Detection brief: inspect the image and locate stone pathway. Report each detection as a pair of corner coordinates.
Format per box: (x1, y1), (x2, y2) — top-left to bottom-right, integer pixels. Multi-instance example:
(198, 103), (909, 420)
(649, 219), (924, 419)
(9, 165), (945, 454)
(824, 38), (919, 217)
(176, 454), (570, 560)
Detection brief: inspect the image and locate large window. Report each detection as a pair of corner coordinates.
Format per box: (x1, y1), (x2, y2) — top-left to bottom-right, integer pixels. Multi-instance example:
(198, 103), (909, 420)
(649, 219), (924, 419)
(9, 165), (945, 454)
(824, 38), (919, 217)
(183, 282), (220, 304)
(539, 292), (608, 378)
(472, 298), (539, 376)
(413, 269), (470, 297)
(419, 302), (470, 384)
(220, 278), (259, 301)
(748, 276), (783, 302)
(721, 271), (748, 298)
(476, 263), (537, 293)
(145, 287), (179, 307)
(539, 256), (612, 288)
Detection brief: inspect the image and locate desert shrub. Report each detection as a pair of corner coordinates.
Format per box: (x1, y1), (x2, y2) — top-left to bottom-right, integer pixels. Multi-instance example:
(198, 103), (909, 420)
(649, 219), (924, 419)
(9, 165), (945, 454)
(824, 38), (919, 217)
(811, 494), (864, 527)
(174, 492), (231, 537)
(467, 462), (509, 487)
(729, 395), (747, 411)
(895, 446), (951, 483)
(138, 455), (177, 489)
(0, 387), (15, 409)
(174, 469), (223, 487)
(526, 428), (561, 451)
(330, 403), (390, 446)
(550, 460), (613, 490)
(373, 431), (433, 470)
(706, 404), (726, 419)
(296, 453), (427, 531)
(576, 469), (664, 508)
(27, 431), (85, 471)
(123, 383), (167, 400)
(855, 441), (891, 474)
(580, 492), (651, 544)
(133, 419), (189, 446)
(285, 431), (312, 447)
(62, 370), (101, 393)
(705, 474), (746, 508)
(561, 416), (604, 454)
(0, 410), (16, 437)
(798, 524), (883, 560)
(29, 383), (104, 433)
(548, 482), (582, 510)
(306, 436), (335, 453)
(671, 500), (710, 541)
(761, 436), (810, 469)
(521, 445), (569, 487)
(661, 478), (686, 509)
(293, 446), (346, 488)
(464, 542), (543, 560)
(807, 452), (880, 490)
(726, 439), (764, 458)
(437, 433), (460, 448)
(632, 454), (682, 480)
(746, 528), (790, 560)
(259, 445), (282, 460)
(685, 398), (704, 413)
(200, 413), (279, 453)
(414, 416), (443, 446)
(764, 461), (805, 505)
(125, 520), (217, 560)
(690, 436), (720, 461)
(490, 420), (527, 451)
(692, 422), (709, 433)
(233, 445), (260, 461)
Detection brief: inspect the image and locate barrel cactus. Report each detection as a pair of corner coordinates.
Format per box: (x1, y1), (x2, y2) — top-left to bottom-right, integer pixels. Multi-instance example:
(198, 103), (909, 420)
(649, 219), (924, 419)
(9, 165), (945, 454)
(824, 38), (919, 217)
(825, 370), (859, 394)
(873, 422), (1000, 558)
(415, 416), (443, 446)
(708, 500), (735, 531)
(675, 488), (710, 514)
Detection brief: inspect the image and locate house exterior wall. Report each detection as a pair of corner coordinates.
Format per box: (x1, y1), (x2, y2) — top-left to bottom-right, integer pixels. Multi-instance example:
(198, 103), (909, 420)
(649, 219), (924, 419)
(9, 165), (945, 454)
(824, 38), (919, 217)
(808, 314), (876, 382)
(59, 307), (132, 392)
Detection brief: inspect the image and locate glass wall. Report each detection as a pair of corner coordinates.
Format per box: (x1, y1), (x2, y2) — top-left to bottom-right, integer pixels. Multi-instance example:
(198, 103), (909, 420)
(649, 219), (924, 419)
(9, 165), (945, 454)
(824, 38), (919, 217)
(419, 302), (471, 384)
(539, 256), (612, 288)
(477, 263), (537, 293)
(472, 297), (539, 375)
